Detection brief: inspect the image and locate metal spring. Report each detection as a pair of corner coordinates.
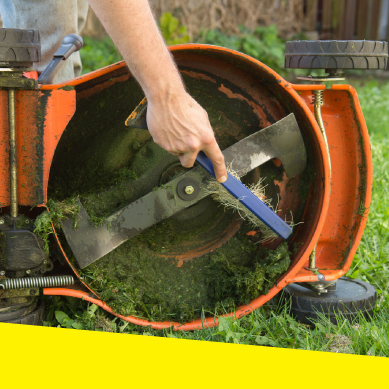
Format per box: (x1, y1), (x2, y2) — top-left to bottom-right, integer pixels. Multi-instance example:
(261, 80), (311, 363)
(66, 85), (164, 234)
(0, 275), (74, 289)
(312, 90), (324, 106)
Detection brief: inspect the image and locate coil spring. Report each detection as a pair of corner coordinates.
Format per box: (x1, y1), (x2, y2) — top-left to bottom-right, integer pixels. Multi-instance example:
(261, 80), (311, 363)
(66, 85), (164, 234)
(312, 90), (324, 106)
(0, 275), (74, 289)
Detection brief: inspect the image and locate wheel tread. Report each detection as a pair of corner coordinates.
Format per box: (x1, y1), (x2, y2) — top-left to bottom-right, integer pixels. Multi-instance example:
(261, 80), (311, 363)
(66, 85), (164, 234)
(282, 277), (377, 325)
(285, 40), (388, 70)
(0, 28), (41, 65)
(4, 301), (44, 326)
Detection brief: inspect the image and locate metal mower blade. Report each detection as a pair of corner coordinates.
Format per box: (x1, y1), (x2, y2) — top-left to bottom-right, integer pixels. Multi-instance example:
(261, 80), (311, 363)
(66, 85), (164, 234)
(61, 114), (306, 268)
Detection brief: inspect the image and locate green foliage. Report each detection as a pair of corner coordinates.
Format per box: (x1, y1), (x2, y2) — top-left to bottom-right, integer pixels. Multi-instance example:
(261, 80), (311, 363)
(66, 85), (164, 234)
(43, 295), (87, 329)
(79, 17), (291, 76)
(79, 12), (188, 75)
(200, 25), (287, 75)
(159, 12), (189, 45)
(80, 35), (123, 74)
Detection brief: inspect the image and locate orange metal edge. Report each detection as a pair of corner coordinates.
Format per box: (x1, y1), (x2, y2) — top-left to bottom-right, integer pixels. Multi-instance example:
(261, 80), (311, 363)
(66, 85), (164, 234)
(274, 84), (331, 287)
(282, 82), (373, 283)
(40, 62), (127, 90)
(43, 44), (332, 330)
(43, 286), (283, 331)
(332, 84), (373, 272)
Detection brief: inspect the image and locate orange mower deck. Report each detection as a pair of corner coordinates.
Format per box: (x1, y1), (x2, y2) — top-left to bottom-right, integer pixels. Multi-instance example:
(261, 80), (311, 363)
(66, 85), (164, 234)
(0, 44), (372, 330)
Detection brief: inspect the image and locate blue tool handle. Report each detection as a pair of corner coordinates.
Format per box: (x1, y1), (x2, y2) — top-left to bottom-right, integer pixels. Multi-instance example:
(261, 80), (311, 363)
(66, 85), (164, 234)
(196, 151), (292, 239)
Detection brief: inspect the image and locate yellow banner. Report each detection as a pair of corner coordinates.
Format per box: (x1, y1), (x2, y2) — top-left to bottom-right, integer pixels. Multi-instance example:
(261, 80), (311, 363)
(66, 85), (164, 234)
(0, 322), (387, 388)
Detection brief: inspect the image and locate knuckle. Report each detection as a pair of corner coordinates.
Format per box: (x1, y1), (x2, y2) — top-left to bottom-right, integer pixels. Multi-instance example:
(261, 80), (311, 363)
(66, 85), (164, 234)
(202, 136), (214, 147)
(187, 141), (200, 153)
(213, 154), (225, 165)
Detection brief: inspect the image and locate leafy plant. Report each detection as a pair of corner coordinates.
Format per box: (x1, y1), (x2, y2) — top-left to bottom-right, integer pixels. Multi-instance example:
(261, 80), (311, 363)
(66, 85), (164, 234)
(159, 12), (189, 45)
(200, 25), (287, 75)
(80, 12), (189, 75)
(80, 35), (123, 74)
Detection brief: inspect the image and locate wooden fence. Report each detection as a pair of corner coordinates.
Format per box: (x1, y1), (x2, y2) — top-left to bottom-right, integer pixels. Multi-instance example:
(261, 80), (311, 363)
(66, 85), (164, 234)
(304, 0), (389, 41)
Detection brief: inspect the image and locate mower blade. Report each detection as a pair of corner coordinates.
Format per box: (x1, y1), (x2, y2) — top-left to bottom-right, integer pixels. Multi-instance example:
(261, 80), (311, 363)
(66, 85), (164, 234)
(62, 114), (306, 268)
(222, 114), (306, 178)
(61, 167), (210, 269)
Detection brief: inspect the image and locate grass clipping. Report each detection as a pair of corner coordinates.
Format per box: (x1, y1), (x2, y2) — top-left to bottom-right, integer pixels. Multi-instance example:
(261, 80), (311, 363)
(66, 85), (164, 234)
(36, 170), (293, 323)
(205, 169), (283, 241)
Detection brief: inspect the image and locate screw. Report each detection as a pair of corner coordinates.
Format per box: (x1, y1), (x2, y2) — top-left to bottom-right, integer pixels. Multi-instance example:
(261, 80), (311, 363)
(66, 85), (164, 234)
(26, 270), (31, 275)
(0, 271), (5, 276)
(26, 79), (35, 87)
(25, 219), (30, 224)
(0, 218), (4, 225)
(184, 185), (194, 195)
(43, 260), (47, 265)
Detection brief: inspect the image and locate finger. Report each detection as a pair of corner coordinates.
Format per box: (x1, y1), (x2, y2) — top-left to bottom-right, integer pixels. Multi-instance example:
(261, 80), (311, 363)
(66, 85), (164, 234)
(203, 141), (227, 183)
(179, 152), (197, 169)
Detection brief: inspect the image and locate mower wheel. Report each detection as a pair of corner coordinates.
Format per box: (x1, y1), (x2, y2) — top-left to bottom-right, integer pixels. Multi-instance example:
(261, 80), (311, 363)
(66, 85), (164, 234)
(281, 277), (376, 326)
(285, 40), (388, 71)
(0, 28), (41, 67)
(2, 300), (44, 326)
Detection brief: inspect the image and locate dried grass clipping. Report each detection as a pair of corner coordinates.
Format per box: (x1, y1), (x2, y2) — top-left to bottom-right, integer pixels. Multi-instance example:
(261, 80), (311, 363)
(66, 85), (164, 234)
(205, 168), (291, 242)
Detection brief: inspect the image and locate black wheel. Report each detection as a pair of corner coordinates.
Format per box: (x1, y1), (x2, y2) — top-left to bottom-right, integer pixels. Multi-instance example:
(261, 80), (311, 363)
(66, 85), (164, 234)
(285, 40), (388, 71)
(0, 28), (41, 67)
(2, 300), (44, 326)
(281, 277), (376, 326)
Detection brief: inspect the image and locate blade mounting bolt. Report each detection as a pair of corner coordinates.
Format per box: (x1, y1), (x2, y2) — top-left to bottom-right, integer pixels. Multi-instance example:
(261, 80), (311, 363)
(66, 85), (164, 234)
(184, 185), (194, 195)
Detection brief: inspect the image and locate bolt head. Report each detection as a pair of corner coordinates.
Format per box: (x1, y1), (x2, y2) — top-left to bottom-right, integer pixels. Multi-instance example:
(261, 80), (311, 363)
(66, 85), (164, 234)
(0, 271), (5, 276)
(0, 219), (4, 225)
(26, 79), (35, 87)
(26, 270), (31, 275)
(184, 185), (194, 195)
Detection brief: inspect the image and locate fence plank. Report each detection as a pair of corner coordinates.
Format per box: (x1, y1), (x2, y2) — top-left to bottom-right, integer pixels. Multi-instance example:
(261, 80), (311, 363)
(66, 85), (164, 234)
(342, 0), (357, 39)
(370, 0), (382, 39)
(304, 0), (319, 31)
(356, 0), (369, 39)
(332, 0), (345, 39)
(320, 0), (333, 39)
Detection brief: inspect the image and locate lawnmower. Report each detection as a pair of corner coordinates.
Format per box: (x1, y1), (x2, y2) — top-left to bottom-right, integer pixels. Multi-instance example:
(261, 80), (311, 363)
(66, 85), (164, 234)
(0, 28), (385, 330)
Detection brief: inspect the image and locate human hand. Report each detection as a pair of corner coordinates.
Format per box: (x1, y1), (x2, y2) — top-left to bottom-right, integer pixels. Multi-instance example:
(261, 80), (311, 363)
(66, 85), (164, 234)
(146, 90), (227, 183)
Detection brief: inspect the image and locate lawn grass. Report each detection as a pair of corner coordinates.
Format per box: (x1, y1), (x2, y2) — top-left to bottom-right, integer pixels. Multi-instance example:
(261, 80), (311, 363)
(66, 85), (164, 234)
(43, 57), (389, 356)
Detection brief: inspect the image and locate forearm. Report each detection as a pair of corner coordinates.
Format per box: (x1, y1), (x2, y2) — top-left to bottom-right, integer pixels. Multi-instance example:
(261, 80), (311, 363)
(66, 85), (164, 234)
(87, 0), (185, 102)
(87, 0), (227, 182)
